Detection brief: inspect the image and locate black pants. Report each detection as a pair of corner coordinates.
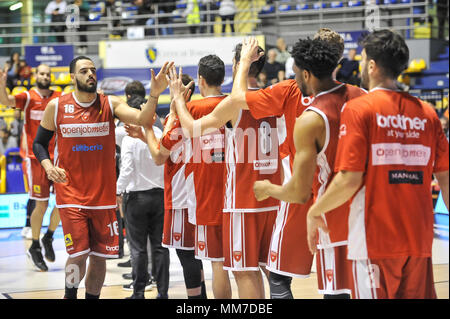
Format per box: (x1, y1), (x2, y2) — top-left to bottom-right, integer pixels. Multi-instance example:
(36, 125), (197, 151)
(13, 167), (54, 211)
(125, 188), (169, 296)
(221, 15), (235, 33)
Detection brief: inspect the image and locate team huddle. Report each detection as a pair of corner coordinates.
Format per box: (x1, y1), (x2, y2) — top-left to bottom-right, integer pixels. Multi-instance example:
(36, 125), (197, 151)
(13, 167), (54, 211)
(0, 27), (448, 299)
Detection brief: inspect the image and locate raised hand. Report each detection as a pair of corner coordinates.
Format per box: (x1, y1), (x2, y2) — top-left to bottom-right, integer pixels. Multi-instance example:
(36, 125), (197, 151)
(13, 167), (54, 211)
(240, 37), (264, 64)
(150, 61), (174, 97)
(168, 65), (185, 101)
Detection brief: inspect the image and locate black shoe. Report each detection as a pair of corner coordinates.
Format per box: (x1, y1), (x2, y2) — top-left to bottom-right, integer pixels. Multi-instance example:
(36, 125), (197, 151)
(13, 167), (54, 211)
(41, 236), (55, 262)
(123, 282), (153, 291)
(125, 293), (145, 299)
(27, 246), (48, 271)
(156, 293), (168, 299)
(122, 273), (132, 280)
(117, 259), (131, 267)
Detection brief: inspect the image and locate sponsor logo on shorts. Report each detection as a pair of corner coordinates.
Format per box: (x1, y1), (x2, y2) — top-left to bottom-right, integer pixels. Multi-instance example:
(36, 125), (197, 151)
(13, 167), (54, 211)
(253, 159), (278, 171)
(200, 134), (224, 150)
(326, 269), (333, 282)
(233, 251), (242, 262)
(173, 232), (181, 242)
(388, 170), (423, 184)
(60, 122), (110, 138)
(33, 185), (41, 194)
(198, 241), (205, 251)
(72, 144), (103, 152)
(64, 234), (73, 247)
(106, 245), (119, 252)
(371, 143), (431, 166)
(270, 251), (277, 262)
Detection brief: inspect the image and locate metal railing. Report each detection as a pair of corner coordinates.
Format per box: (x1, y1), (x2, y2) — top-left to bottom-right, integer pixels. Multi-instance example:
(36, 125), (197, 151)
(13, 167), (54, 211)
(0, 2), (263, 53)
(257, 1), (448, 40)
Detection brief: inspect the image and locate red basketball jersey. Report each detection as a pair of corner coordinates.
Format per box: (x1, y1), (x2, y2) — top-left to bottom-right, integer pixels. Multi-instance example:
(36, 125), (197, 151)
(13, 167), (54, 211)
(54, 93), (116, 209)
(184, 96), (227, 225)
(336, 88), (449, 260)
(15, 89), (61, 159)
(306, 83), (366, 246)
(223, 110), (281, 213)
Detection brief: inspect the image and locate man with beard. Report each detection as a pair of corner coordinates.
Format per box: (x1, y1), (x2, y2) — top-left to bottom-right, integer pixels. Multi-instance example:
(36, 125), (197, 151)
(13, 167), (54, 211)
(32, 56), (172, 299)
(0, 63), (61, 272)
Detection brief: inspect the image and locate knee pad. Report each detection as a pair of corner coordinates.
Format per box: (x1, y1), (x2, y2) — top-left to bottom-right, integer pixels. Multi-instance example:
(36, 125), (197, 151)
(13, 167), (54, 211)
(176, 249), (202, 289)
(269, 272), (293, 299)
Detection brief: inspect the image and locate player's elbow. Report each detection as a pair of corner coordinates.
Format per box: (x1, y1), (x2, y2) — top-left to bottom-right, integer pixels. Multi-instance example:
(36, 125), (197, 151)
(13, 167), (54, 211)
(293, 192), (311, 204)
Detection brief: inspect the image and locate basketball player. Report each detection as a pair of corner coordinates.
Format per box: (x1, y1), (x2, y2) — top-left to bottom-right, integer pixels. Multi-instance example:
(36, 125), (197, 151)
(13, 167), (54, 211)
(0, 64), (61, 272)
(253, 37), (366, 299)
(168, 45), (281, 299)
(306, 30), (449, 299)
(126, 75), (210, 299)
(32, 56), (173, 299)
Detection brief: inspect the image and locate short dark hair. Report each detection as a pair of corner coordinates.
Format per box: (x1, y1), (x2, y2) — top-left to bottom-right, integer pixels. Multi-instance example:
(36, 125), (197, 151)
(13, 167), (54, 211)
(360, 29), (409, 79)
(233, 43), (266, 78)
(70, 56), (93, 73)
(125, 80), (146, 98)
(291, 38), (341, 79)
(198, 55), (225, 87)
(182, 74), (195, 100)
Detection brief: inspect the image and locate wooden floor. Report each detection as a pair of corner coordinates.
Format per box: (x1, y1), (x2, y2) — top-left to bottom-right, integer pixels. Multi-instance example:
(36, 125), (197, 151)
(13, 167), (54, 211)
(1, 227), (448, 299)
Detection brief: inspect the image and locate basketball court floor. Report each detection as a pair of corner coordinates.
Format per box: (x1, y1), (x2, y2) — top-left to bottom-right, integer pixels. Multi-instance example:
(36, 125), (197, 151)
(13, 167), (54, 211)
(0, 226), (448, 299)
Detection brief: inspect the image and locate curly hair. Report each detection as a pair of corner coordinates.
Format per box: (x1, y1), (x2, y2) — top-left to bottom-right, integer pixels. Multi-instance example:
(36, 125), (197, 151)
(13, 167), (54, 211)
(291, 38), (341, 79)
(314, 28), (344, 58)
(360, 29), (409, 79)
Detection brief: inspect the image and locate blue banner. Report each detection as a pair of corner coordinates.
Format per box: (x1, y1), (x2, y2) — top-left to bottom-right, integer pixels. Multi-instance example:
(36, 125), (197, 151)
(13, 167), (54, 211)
(25, 44), (74, 67)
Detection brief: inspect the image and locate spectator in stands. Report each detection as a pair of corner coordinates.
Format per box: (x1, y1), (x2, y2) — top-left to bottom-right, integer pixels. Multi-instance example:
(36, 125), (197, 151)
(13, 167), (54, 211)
(45, 0), (67, 43)
(0, 116), (7, 131)
(103, 0), (123, 37)
(275, 37), (291, 65)
(440, 115), (449, 140)
(0, 127), (18, 156)
(182, 0), (201, 34)
(5, 52), (20, 91)
(336, 48), (360, 85)
(201, 0), (219, 34)
(74, 0), (90, 54)
(256, 70), (268, 88)
(219, 0), (236, 34)
(263, 48), (285, 85)
(18, 59), (32, 88)
(437, 0), (448, 40)
(9, 109), (22, 147)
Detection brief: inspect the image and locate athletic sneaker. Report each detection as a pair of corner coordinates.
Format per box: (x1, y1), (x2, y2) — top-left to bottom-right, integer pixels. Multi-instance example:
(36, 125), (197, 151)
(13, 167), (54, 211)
(27, 246), (48, 271)
(125, 293), (145, 299)
(21, 227), (32, 240)
(41, 236), (55, 262)
(122, 281), (154, 292)
(117, 259), (131, 267)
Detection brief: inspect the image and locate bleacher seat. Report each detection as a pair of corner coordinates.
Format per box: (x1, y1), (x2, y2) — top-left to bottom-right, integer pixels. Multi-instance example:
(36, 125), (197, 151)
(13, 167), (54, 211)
(405, 59), (427, 73)
(176, 1), (187, 9)
(296, 4), (309, 10)
(11, 86), (27, 96)
(331, 1), (344, 8)
(62, 85), (74, 95)
(279, 4), (292, 12)
(313, 2), (327, 9)
(50, 85), (62, 92)
(348, 1), (363, 6)
(54, 72), (71, 85)
(260, 5), (275, 14)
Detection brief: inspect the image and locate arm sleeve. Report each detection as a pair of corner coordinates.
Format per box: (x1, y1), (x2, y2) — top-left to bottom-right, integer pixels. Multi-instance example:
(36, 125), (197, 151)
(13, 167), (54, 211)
(335, 103), (369, 172)
(32, 125), (54, 162)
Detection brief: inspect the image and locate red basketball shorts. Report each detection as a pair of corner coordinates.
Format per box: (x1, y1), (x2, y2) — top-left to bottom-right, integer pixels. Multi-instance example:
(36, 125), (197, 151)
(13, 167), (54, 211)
(223, 210), (276, 271)
(266, 201), (314, 277)
(194, 224), (224, 261)
(162, 208), (195, 250)
(351, 256), (436, 299)
(25, 157), (52, 200)
(59, 207), (119, 258)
